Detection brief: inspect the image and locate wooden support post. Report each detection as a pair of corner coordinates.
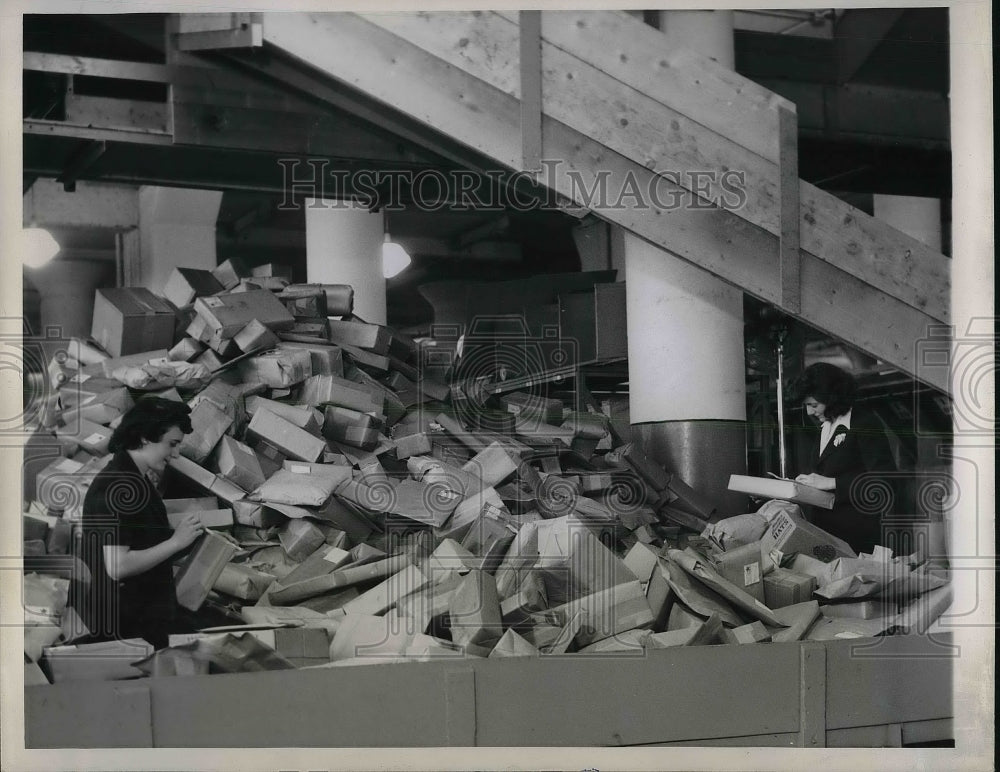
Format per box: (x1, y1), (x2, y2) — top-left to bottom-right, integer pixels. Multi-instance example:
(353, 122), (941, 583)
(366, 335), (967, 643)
(519, 10), (542, 172)
(778, 105), (801, 315)
(798, 641), (827, 748)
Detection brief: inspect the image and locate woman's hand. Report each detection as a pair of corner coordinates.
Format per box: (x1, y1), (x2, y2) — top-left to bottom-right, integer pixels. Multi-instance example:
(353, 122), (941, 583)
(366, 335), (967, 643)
(795, 473), (836, 491)
(170, 513), (203, 550)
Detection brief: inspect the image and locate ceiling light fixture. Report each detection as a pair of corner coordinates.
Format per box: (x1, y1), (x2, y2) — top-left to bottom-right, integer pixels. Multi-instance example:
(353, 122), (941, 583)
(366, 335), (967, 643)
(22, 227), (61, 269)
(382, 233), (411, 279)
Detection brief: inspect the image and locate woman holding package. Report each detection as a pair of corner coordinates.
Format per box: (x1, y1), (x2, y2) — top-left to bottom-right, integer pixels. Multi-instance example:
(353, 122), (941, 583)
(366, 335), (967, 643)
(69, 398), (203, 649)
(790, 363), (896, 554)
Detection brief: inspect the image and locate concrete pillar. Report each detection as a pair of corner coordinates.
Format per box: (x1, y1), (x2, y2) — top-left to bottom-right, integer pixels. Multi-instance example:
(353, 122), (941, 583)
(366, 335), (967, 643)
(305, 201), (386, 324)
(947, 2), (993, 755)
(137, 186), (222, 295)
(623, 10), (746, 515)
(657, 10), (736, 69)
(624, 234), (747, 514)
(872, 194), (943, 250)
(27, 257), (113, 339)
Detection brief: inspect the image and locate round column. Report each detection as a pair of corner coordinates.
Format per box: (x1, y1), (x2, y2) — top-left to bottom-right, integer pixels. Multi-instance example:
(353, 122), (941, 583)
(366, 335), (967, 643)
(657, 10), (736, 69)
(27, 257), (113, 339)
(305, 201), (386, 324)
(873, 194), (942, 250)
(623, 10), (746, 516)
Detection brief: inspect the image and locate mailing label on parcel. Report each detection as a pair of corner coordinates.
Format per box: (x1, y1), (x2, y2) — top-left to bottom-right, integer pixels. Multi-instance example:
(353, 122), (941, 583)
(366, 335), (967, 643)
(743, 561), (761, 587)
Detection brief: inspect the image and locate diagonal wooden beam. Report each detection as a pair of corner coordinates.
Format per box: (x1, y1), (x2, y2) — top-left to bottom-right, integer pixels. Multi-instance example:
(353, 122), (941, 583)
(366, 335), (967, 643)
(362, 11), (950, 328)
(261, 12), (947, 392)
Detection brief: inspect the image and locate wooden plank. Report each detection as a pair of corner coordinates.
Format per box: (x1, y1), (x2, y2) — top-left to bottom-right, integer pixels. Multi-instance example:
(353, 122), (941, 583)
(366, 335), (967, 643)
(64, 94), (168, 132)
(260, 13), (949, 393)
(823, 634), (953, 730)
(519, 11), (542, 171)
(366, 11), (950, 326)
(172, 95), (437, 164)
(798, 641), (826, 748)
(23, 119), (173, 145)
(444, 668), (478, 745)
(176, 12), (262, 51)
(364, 11), (781, 237)
(23, 51), (171, 82)
(26, 683), (153, 748)
(778, 105), (801, 314)
(801, 181), (951, 325)
(498, 10), (790, 162)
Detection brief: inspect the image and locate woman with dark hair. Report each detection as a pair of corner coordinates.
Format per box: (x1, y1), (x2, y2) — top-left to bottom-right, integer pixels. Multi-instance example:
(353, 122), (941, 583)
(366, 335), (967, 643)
(69, 397), (203, 649)
(790, 363), (896, 554)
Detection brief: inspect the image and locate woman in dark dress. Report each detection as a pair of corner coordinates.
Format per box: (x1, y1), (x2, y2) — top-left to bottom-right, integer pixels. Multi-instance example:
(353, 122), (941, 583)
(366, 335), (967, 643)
(69, 398), (203, 649)
(790, 363), (896, 554)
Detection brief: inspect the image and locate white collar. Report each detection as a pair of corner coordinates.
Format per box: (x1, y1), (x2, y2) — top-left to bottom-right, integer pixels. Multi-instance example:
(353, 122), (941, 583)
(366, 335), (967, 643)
(820, 409), (852, 453)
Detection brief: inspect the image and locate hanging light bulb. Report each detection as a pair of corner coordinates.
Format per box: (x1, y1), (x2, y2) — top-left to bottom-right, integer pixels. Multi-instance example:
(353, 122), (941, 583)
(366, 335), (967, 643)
(22, 227), (61, 269)
(381, 233), (411, 279)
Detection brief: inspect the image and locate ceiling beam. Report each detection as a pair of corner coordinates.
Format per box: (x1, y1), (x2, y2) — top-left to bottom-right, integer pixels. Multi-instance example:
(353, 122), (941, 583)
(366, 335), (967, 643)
(56, 140), (108, 192)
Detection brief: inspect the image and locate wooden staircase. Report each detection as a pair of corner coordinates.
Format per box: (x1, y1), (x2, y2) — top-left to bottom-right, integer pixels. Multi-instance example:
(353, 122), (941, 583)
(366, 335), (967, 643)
(225, 11), (949, 391)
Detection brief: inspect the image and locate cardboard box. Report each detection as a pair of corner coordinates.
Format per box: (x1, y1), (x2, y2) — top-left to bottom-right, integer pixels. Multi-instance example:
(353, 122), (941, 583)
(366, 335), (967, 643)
(763, 567), (818, 609)
(233, 319), (280, 354)
(42, 638), (154, 682)
(720, 621), (772, 645)
(163, 267), (224, 308)
(215, 436), (266, 493)
(299, 374), (382, 413)
(327, 320), (392, 354)
(211, 257), (249, 290)
(449, 570), (503, 647)
(255, 468), (342, 507)
(166, 508), (233, 530)
(56, 417), (111, 456)
(237, 348), (312, 388)
(179, 398), (233, 464)
(232, 500), (286, 528)
(251, 263), (293, 280)
(245, 397), (323, 434)
(761, 510), (857, 563)
(164, 497), (218, 514)
(272, 627), (331, 667)
(394, 432), (432, 460)
(92, 288), (175, 357)
(819, 599), (892, 620)
(193, 290), (295, 339)
(212, 563), (275, 601)
(728, 474), (836, 510)
(500, 391), (564, 426)
(279, 519), (326, 562)
(45, 516), (73, 554)
(246, 409), (325, 462)
(167, 455), (218, 494)
(712, 541), (767, 603)
(168, 337), (206, 362)
(174, 530), (238, 611)
(277, 342), (344, 377)
(209, 475), (248, 505)
(285, 283), (353, 317)
(488, 628), (539, 658)
(278, 287), (328, 318)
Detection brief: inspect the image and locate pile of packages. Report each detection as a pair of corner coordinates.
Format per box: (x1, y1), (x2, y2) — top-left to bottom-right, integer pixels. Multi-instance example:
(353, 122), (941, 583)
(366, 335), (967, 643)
(22, 260), (952, 685)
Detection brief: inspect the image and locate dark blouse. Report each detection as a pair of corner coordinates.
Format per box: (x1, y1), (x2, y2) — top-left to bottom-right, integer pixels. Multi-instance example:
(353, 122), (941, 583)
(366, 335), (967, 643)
(69, 451), (177, 646)
(805, 407), (896, 554)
